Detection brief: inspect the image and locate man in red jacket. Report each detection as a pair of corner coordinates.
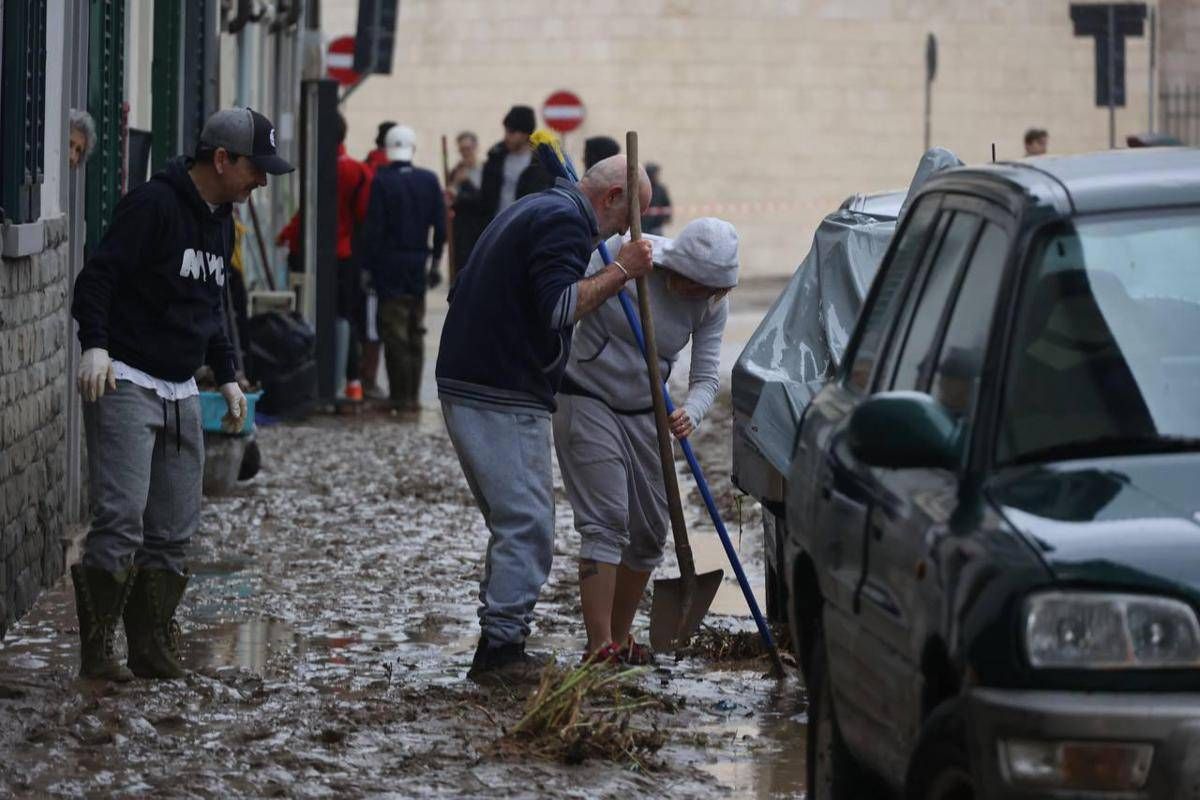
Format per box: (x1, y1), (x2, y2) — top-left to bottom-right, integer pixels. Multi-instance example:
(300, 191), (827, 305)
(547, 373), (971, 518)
(364, 121), (396, 171)
(335, 113), (373, 399)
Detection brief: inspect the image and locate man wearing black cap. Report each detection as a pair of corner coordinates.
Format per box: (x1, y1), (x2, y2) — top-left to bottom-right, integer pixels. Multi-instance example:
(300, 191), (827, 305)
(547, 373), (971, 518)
(70, 107), (293, 681)
(480, 104), (553, 223)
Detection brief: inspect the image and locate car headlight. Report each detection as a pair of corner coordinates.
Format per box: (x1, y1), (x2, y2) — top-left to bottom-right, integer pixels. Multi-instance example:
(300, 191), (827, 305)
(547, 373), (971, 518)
(1024, 591), (1200, 669)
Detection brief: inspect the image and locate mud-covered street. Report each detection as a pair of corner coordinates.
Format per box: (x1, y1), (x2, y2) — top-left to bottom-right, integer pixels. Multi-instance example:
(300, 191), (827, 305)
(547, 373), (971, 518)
(0, 286), (809, 799)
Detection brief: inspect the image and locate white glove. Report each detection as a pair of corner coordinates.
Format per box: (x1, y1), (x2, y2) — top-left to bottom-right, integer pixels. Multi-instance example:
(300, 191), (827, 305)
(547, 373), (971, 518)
(219, 382), (247, 433)
(78, 348), (116, 402)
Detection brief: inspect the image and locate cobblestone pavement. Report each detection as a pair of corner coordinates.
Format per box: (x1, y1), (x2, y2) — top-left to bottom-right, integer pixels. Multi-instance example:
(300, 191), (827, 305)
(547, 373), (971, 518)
(0, 389), (808, 799)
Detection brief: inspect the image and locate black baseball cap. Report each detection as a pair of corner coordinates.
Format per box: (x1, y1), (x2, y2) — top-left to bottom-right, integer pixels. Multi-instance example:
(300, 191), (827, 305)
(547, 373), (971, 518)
(199, 107), (295, 175)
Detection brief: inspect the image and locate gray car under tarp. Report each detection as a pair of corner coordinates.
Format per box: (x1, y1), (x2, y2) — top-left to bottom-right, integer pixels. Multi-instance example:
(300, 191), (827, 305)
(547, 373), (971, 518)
(731, 148), (962, 507)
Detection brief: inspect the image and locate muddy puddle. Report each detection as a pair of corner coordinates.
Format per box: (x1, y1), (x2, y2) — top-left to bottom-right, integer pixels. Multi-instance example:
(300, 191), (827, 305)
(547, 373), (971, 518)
(0, 395), (808, 798)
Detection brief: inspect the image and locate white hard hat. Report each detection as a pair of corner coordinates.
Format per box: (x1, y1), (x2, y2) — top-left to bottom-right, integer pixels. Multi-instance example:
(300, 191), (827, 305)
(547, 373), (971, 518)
(385, 125), (416, 161)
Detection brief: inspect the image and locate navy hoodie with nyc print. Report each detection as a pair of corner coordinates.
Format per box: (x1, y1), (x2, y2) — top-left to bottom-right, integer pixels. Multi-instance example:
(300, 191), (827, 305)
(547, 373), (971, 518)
(73, 157), (237, 385)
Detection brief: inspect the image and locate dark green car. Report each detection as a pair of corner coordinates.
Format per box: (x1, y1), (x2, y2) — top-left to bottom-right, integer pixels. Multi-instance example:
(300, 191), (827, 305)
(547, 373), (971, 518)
(775, 149), (1200, 799)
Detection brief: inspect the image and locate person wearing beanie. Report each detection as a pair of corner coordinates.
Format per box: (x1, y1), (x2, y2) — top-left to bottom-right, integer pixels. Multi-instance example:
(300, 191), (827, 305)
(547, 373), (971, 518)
(551, 217), (740, 665)
(365, 120), (398, 170)
(480, 104), (553, 221)
(583, 136), (620, 170)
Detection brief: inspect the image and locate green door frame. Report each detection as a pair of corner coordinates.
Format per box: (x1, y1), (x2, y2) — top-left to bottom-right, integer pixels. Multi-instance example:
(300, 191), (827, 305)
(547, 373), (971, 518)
(85, 0), (125, 250)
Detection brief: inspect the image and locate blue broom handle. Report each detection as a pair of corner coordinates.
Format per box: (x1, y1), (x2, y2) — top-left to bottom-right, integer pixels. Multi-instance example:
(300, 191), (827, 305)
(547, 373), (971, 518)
(597, 242), (779, 656)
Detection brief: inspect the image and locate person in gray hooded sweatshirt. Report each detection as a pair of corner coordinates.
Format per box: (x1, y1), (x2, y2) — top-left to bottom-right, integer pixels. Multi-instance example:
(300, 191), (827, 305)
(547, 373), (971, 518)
(553, 217), (739, 663)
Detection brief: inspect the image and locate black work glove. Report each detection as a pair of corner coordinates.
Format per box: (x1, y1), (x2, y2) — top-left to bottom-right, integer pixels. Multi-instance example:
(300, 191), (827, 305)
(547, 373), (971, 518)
(427, 268), (442, 289)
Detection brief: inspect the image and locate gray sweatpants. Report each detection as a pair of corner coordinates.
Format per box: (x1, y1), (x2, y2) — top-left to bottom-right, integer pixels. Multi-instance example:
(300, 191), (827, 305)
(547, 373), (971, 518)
(552, 394), (669, 572)
(82, 381), (203, 575)
(441, 400), (554, 645)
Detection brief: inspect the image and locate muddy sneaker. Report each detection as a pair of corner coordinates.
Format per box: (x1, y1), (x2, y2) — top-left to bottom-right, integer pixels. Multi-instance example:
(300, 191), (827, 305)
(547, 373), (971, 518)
(580, 642), (622, 666)
(467, 638), (548, 687)
(618, 637), (656, 666)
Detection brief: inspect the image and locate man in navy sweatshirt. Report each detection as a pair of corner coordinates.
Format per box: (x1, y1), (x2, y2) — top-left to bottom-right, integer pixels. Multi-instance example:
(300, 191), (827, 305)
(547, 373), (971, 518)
(357, 124), (446, 411)
(71, 108), (293, 681)
(436, 156), (653, 685)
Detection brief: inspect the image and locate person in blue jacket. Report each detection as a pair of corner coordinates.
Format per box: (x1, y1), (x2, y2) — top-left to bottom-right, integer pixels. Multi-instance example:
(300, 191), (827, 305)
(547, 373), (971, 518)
(436, 156), (654, 686)
(358, 125), (446, 412)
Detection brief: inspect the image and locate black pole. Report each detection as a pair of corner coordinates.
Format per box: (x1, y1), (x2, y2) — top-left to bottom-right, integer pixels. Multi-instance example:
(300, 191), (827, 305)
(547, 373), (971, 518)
(1108, 4), (1117, 149)
(924, 33), (937, 152)
(300, 79), (339, 404)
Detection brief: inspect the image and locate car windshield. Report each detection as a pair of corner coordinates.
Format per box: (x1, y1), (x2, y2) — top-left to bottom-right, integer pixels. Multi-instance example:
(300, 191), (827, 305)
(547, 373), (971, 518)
(997, 208), (1200, 464)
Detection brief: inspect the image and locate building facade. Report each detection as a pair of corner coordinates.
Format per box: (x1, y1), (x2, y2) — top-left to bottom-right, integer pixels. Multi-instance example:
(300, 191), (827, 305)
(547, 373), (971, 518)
(0, 0), (304, 636)
(329, 0), (1196, 276)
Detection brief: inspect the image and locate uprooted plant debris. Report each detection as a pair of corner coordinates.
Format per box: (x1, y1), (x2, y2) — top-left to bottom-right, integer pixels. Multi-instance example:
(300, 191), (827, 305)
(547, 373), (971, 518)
(678, 624), (794, 664)
(498, 662), (668, 770)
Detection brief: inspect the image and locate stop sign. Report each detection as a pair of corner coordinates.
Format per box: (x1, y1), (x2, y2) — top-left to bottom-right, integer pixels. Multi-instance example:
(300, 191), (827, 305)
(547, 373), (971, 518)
(542, 90), (585, 133)
(327, 36), (360, 86)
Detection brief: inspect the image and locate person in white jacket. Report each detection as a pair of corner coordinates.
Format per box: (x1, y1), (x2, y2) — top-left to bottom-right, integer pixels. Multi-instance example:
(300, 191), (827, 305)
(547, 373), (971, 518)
(553, 217), (739, 663)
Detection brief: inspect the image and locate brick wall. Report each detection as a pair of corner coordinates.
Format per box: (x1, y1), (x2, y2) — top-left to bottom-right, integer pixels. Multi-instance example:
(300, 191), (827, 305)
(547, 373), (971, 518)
(322, 0), (1192, 276)
(0, 216), (70, 638)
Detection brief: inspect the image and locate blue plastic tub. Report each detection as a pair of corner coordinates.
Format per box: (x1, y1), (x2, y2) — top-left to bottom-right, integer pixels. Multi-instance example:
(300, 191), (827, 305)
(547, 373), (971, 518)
(199, 390), (262, 435)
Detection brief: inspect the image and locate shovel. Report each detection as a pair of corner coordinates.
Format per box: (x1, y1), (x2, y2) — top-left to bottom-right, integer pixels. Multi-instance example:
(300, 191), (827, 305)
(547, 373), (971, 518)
(624, 132), (723, 653)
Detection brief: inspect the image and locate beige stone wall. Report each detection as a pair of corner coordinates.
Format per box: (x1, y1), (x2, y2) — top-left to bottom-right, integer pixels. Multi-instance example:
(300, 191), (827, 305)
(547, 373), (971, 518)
(1160, 0), (1200, 88)
(324, 0), (1168, 276)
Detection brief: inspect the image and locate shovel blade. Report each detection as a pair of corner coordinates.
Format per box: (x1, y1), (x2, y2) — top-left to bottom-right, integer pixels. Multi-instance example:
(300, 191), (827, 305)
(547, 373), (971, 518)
(649, 569), (724, 652)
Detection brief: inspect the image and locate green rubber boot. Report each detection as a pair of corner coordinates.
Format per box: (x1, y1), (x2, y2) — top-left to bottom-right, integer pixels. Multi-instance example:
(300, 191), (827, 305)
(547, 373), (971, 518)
(70, 564), (136, 682)
(124, 568), (189, 679)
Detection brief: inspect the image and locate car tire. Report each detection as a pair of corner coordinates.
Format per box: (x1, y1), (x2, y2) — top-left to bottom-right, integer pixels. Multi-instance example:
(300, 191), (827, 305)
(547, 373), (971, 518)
(905, 698), (974, 800)
(763, 512), (787, 623)
(807, 623), (864, 800)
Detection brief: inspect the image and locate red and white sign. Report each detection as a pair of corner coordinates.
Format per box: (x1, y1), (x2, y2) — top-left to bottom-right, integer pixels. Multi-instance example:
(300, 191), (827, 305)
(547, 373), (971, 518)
(327, 36), (360, 86)
(541, 90), (585, 133)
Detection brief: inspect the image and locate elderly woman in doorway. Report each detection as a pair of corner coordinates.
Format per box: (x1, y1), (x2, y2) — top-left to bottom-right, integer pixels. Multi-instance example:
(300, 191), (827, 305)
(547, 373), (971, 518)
(552, 217), (739, 665)
(69, 109), (97, 168)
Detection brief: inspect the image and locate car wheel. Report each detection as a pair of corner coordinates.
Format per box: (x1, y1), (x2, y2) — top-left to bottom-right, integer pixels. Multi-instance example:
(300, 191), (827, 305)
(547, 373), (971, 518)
(906, 699), (974, 800)
(763, 512), (786, 623)
(807, 623), (863, 800)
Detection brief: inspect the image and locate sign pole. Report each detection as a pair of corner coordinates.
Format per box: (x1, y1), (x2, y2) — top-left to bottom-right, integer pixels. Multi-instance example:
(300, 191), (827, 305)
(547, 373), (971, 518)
(1108, 4), (1117, 148)
(1148, 5), (1156, 132)
(924, 33), (937, 152)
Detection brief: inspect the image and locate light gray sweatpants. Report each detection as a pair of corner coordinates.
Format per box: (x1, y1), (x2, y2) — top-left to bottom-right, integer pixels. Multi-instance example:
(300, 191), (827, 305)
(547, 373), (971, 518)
(441, 399), (555, 646)
(552, 393), (669, 572)
(82, 380), (203, 575)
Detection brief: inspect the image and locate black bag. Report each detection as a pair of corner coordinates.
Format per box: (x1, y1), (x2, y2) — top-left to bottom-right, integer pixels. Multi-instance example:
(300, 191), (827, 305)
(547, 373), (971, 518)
(246, 311), (317, 417)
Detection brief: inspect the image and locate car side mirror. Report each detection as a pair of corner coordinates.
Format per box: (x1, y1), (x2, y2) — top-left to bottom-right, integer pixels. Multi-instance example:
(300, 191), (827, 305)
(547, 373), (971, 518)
(847, 391), (963, 470)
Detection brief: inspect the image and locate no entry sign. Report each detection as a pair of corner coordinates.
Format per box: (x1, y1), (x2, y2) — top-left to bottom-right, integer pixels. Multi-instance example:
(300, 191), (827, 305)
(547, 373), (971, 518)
(327, 36), (360, 86)
(542, 90), (585, 134)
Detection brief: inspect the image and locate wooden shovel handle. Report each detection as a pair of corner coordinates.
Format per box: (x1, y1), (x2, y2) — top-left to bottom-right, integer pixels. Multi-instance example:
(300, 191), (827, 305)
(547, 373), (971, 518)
(626, 131), (697, 580)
